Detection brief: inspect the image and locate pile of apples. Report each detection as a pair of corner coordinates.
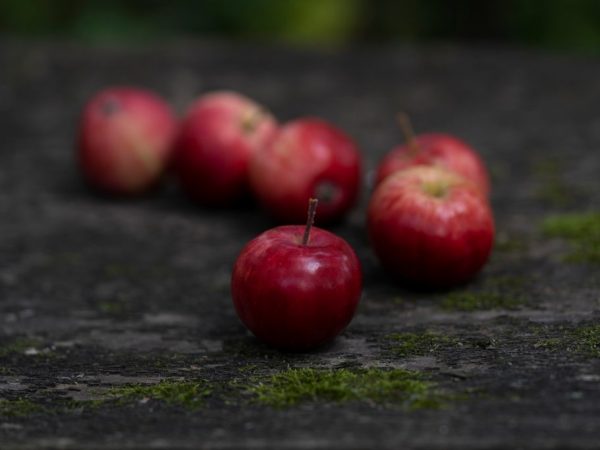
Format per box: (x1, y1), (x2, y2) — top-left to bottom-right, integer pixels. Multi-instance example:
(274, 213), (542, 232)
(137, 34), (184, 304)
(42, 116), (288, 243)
(77, 87), (494, 351)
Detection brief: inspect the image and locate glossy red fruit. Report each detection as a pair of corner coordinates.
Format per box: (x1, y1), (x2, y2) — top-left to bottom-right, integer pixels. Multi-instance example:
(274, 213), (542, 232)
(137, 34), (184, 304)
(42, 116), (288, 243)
(368, 166), (494, 287)
(375, 116), (490, 196)
(249, 118), (361, 224)
(231, 200), (362, 350)
(77, 86), (177, 195)
(174, 91), (277, 205)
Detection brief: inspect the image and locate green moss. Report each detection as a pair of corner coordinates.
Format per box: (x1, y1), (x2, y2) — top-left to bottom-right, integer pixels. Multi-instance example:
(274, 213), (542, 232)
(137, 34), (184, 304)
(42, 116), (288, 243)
(97, 292), (135, 316)
(541, 213), (600, 263)
(532, 158), (574, 207)
(441, 291), (524, 311)
(387, 331), (458, 357)
(97, 300), (127, 315)
(542, 213), (600, 238)
(486, 275), (527, 290)
(439, 275), (529, 312)
(392, 297), (407, 305)
(103, 262), (172, 279)
(223, 338), (276, 358)
(0, 399), (42, 417)
(494, 233), (528, 253)
(572, 324), (600, 357)
(533, 337), (563, 349)
(0, 338), (43, 357)
(536, 180), (573, 207)
(534, 323), (600, 358)
(109, 380), (211, 409)
(104, 262), (135, 278)
(247, 368), (445, 409)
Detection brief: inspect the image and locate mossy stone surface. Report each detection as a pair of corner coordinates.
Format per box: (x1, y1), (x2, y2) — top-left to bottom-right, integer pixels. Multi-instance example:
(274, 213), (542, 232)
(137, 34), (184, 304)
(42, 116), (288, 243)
(542, 213), (600, 263)
(0, 41), (599, 449)
(387, 331), (459, 356)
(109, 380), (213, 409)
(0, 399), (42, 417)
(247, 368), (446, 409)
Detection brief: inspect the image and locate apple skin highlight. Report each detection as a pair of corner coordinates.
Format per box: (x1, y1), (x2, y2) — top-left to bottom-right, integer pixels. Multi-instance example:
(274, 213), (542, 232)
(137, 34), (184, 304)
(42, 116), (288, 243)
(231, 225), (362, 351)
(368, 166), (495, 287)
(375, 133), (490, 196)
(77, 87), (178, 195)
(249, 118), (362, 224)
(174, 91), (278, 206)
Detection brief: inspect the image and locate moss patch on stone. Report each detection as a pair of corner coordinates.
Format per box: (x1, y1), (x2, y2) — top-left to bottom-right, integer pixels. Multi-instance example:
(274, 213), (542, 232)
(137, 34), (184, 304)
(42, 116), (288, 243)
(97, 299), (129, 315)
(441, 291), (524, 311)
(0, 398), (42, 417)
(0, 338), (44, 357)
(247, 368), (445, 409)
(541, 212), (600, 263)
(441, 275), (528, 312)
(535, 323), (600, 358)
(532, 158), (574, 207)
(387, 331), (458, 357)
(494, 233), (529, 254)
(109, 380), (212, 409)
(572, 324), (600, 357)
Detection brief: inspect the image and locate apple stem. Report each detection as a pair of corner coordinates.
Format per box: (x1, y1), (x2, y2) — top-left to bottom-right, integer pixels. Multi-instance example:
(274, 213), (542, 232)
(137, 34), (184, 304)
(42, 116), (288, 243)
(241, 108), (263, 134)
(397, 112), (420, 156)
(302, 198), (319, 246)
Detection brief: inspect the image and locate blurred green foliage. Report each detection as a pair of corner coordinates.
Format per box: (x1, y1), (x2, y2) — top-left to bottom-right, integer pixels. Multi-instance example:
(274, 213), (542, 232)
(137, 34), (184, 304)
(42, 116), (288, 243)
(1, 0), (600, 52)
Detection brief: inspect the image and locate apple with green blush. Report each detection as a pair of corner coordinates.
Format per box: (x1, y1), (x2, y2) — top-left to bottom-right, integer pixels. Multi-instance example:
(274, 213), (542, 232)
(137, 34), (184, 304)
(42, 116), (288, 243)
(368, 166), (494, 287)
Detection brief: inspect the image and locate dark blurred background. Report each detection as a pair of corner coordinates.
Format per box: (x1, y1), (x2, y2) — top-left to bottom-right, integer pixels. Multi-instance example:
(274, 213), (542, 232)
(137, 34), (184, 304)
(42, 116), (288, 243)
(2, 0), (600, 53)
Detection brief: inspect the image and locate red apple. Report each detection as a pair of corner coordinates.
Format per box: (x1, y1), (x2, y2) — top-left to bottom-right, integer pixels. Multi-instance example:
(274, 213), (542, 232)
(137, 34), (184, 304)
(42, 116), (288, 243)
(77, 86), (177, 195)
(367, 166), (494, 287)
(249, 118), (362, 224)
(231, 199), (362, 350)
(375, 115), (490, 196)
(173, 91), (277, 205)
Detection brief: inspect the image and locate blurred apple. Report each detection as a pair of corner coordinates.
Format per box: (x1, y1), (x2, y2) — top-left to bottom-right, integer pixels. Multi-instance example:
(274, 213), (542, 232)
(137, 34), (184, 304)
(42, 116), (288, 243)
(249, 118), (361, 223)
(77, 86), (177, 195)
(368, 166), (494, 287)
(173, 91), (277, 206)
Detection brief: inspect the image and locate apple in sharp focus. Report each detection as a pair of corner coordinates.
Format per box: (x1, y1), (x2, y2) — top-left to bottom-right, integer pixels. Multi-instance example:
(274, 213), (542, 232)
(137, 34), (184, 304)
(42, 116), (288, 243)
(368, 166), (494, 287)
(249, 118), (362, 224)
(231, 199), (362, 351)
(173, 91), (278, 205)
(375, 115), (490, 196)
(77, 86), (177, 195)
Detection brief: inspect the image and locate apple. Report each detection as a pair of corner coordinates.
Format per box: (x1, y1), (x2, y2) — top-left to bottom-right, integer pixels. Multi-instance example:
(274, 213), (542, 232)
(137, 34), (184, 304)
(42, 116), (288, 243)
(249, 118), (361, 223)
(375, 114), (490, 196)
(231, 199), (362, 350)
(173, 91), (278, 205)
(77, 86), (177, 195)
(367, 166), (494, 287)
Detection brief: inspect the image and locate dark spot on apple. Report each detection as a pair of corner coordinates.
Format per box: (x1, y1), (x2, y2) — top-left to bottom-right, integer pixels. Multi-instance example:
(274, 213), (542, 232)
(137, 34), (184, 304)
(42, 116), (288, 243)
(100, 97), (120, 116)
(315, 181), (341, 205)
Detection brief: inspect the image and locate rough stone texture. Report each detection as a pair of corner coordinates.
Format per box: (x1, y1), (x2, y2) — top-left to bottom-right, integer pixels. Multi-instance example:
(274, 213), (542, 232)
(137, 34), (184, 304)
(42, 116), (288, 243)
(0, 39), (599, 449)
